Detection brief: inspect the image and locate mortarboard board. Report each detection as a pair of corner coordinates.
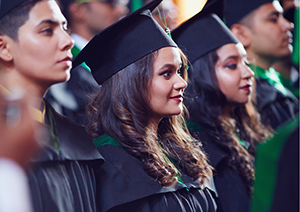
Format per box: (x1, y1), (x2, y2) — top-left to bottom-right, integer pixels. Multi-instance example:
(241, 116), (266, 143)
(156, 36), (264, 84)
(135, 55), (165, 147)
(223, 0), (274, 27)
(0, 0), (28, 20)
(72, 0), (177, 85)
(171, 0), (239, 65)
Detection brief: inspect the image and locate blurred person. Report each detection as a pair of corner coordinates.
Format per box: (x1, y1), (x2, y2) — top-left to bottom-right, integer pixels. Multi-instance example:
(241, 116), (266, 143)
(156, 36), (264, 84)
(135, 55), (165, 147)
(129, 0), (179, 30)
(224, 0), (299, 130)
(0, 0), (104, 211)
(45, 0), (129, 125)
(0, 89), (41, 212)
(272, 0), (299, 97)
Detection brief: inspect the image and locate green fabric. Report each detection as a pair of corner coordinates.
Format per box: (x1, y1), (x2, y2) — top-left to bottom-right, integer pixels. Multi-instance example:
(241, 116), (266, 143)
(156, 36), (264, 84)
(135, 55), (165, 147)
(75, 0), (94, 3)
(251, 65), (288, 95)
(71, 45), (91, 72)
(292, 8), (299, 66)
(278, 73), (299, 97)
(93, 134), (186, 186)
(250, 115), (299, 212)
(186, 120), (248, 148)
(186, 120), (203, 133)
(45, 103), (60, 152)
(131, 0), (143, 12)
(93, 134), (122, 148)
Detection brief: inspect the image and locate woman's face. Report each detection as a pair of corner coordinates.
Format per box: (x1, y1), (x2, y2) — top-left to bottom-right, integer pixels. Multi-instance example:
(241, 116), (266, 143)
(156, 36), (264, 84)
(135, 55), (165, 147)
(215, 43), (254, 104)
(8, 0), (74, 92)
(149, 47), (187, 123)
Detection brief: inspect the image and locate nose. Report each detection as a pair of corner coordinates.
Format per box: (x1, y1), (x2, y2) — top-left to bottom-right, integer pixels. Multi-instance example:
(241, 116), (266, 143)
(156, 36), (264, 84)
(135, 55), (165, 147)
(242, 64), (254, 80)
(281, 16), (294, 32)
(174, 74), (187, 91)
(60, 30), (74, 51)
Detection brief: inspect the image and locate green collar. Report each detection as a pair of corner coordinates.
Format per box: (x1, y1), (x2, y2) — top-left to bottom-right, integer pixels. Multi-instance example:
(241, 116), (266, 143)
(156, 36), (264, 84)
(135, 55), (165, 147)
(250, 65), (287, 96)
(71, 45), (91, 72)
(93, 134), (186, 186)
(93, 134), (121, 148)
(186, 120), (249, 149)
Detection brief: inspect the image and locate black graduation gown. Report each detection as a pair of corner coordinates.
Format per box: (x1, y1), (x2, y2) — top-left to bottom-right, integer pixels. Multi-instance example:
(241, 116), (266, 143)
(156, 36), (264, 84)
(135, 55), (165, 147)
(27, 99), (104, 212)
(45, 59), (99, 126)
(255, 78), (299, 130)
(94, 140), (217, 212)
(195, 132), (250, 212)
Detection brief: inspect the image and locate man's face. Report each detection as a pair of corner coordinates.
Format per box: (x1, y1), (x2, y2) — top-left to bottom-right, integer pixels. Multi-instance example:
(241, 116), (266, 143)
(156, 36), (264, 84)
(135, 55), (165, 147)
(247, 1), (293, 65)
(8, 0), (74, 91)
(85, 0), (129, 35)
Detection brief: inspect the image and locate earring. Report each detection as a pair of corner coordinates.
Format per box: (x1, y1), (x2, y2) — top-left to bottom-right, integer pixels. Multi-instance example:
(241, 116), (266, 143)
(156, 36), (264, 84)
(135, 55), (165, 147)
(7, 53), (10, 58)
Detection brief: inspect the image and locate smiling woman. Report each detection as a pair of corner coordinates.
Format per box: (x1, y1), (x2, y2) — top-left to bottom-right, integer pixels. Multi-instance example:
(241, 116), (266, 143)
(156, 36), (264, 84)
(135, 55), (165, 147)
(72, 0), (217, 211)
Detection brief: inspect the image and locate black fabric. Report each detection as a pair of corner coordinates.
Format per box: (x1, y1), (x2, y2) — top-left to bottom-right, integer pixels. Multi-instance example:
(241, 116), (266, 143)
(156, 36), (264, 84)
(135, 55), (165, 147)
(269, 126), (299, 212)
(0, 0), (26, 19)
(45, 64), (99, 126)
(223, 0), (274, 27)
(193, 132), (250, 212)
(94, 144), (218, 212)
(172, 0), (238, 64)
(72, 0), (177, 85)
(255, 78), (299, 130)
(27, 99), (104, 212)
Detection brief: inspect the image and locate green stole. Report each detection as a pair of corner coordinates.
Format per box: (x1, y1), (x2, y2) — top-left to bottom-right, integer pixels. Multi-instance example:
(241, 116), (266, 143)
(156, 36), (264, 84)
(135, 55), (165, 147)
(93, 135), (186, 186)
(250, 65), (288, 96)
(250, 115), (299, 212)
(186, 120), (249, 149)
(71, 45), (91, 72)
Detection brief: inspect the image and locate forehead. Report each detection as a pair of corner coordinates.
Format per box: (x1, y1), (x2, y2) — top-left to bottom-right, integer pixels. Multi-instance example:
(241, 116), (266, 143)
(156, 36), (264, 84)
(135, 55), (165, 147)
(216, 43), (246, 60)
(26, 0), (66, 25)
(155, 47), (181, 64)
(255, 1), (283, 17)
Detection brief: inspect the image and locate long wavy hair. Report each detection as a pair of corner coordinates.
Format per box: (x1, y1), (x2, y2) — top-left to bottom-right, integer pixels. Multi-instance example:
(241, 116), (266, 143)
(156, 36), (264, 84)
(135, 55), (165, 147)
(86, 48), (212, 187)
(184, 50), (272, 194)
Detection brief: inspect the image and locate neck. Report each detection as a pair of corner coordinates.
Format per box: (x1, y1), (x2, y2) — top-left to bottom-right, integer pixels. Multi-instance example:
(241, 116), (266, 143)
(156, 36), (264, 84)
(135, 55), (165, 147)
(0, 68), (47, 104)
(246, 49), (275, 70)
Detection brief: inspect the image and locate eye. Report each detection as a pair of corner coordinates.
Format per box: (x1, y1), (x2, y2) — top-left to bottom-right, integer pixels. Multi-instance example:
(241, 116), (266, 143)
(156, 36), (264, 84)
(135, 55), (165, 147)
(160, 70), (172, 78)
(269, 13), (279, 22)
(224, 63), (237, 70)
(41, 27), (53, 35)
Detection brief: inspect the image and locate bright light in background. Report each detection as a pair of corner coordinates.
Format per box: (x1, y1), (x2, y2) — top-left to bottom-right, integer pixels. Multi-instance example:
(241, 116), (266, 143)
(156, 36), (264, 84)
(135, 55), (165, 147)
(174, 0), (208, 24)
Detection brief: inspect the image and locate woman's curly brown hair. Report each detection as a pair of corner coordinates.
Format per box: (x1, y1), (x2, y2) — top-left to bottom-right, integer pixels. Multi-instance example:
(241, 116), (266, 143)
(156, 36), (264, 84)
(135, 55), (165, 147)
(86, 48), (212, 187)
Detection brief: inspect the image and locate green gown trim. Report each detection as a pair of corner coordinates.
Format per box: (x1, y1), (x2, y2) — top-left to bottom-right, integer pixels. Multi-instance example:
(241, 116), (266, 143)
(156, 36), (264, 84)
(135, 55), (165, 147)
(93, 134), (186, 186)
(71, 45), (91, 72)
(250, 65), (288, 96)
(251, 115), (299, 212)
(186, 120), (249, 149)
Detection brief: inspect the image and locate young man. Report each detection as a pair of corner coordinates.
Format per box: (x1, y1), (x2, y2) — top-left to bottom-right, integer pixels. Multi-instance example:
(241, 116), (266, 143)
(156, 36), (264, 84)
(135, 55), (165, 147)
(224, 0), (299, 130)
(45, 0), (129, 125)
(0, 0), (104, 211)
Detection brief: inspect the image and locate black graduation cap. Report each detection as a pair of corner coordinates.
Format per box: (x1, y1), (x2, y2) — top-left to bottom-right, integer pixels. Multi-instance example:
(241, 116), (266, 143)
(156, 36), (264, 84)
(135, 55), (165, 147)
(171, 0), (239, 64)
(72, 0), (177, 85)
(0, 0), (27, 20)
(223, 0), (274, 27)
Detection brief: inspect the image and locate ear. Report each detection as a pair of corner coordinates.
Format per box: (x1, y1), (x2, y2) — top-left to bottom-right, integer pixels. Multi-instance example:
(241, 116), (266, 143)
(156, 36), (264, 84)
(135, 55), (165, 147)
(230, 24), (252, 48)
(0, 36), (13, 62)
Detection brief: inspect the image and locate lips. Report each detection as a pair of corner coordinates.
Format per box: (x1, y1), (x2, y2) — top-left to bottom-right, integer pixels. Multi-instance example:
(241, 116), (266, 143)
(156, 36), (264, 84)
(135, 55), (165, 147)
(170, 94), (183, 102)
(240, 84), (252, 93)
(58, 55), (73, 63)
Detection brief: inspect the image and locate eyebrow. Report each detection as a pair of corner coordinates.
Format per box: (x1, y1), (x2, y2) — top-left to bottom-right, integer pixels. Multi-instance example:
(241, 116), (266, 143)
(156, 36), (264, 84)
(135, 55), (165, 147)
(159, 63), (182, 71)
(268, 10), (280, 18)
(37, 19), (67, 27)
